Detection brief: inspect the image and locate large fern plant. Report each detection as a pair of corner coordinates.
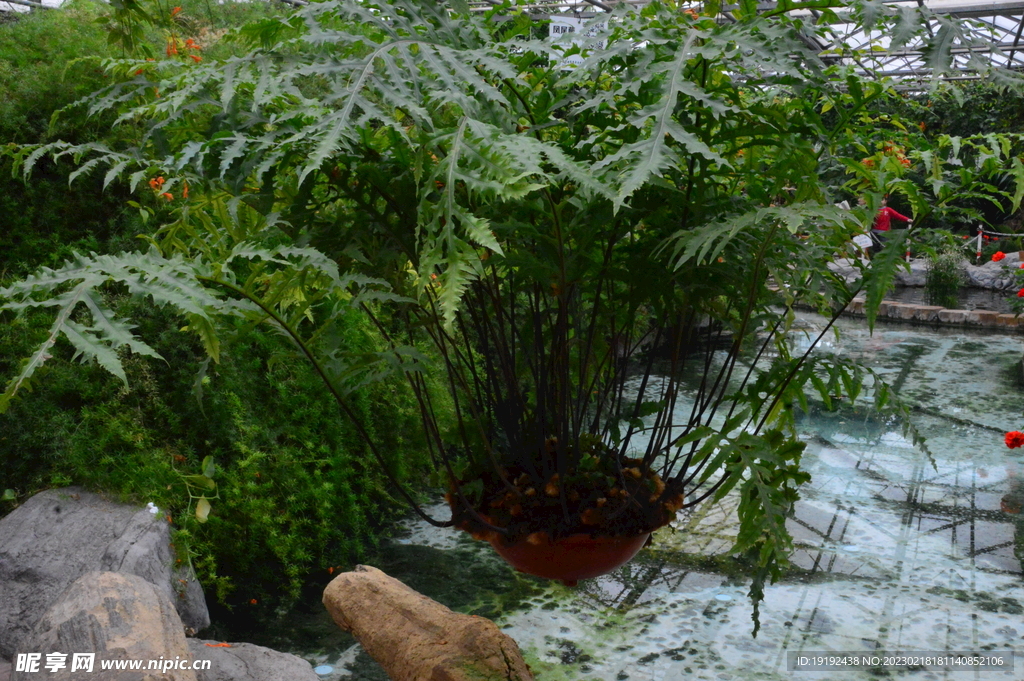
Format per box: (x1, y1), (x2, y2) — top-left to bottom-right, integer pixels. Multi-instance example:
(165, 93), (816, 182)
(3, 0), (1020, 630)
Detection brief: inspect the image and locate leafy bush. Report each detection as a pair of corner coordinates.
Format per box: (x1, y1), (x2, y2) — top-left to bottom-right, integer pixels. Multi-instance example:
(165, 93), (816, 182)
(0, 1), (136, 280)
(0, 0), (291, 282)
(0, 296), (429, 610)
(925, 244), (967, 308)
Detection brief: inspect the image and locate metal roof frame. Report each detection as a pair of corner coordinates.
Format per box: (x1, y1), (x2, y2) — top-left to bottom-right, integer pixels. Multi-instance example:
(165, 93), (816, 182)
(469, 0), (1024, 82)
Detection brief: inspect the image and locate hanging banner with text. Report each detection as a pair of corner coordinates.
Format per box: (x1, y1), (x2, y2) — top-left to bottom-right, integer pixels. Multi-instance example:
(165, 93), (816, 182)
(548, 15), (608, 66)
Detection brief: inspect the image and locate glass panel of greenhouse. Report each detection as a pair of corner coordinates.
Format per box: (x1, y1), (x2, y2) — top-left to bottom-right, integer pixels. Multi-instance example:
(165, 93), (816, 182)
(464, 0), (1024, 83)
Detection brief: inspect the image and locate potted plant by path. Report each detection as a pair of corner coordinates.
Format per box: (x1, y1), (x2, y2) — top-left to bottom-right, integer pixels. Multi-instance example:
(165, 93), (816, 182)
(3, 0), (1020, 626)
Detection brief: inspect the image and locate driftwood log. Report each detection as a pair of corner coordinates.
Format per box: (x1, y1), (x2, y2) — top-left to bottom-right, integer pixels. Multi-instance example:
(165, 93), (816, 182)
(322, 565), (534, 681)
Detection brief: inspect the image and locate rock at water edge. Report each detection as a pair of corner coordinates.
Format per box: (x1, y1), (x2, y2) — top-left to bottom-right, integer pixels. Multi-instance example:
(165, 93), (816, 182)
(0, 487), (208, 658)
(323, 565), (534, 681)
(186, 640), (318, 681)
(10, 571), (196, 681)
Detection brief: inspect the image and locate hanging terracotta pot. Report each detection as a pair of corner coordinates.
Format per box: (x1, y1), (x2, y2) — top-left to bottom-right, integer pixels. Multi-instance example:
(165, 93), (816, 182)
(487, 532), (650, 587)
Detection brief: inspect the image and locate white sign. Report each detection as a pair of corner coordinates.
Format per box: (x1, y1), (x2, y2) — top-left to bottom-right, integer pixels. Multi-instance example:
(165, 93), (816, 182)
(548, 16), (607, 66)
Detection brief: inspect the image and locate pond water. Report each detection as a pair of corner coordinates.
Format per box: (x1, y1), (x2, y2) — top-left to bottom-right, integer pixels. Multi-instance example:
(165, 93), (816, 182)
(224, 314), (1024, 680)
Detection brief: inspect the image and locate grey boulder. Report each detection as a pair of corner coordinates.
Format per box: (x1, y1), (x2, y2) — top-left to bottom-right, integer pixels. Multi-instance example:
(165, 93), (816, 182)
(10, 571), (196, 681)
(964, 259), (1018, 290)
(0, 488), (208, 659)
(186, 640), (319, 681)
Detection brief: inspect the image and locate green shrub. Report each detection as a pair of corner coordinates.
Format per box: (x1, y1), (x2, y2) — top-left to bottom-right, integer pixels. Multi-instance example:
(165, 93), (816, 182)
(925, 245), (967, 308)
(0, 297), (430, 611)
(0, 0), (291, 282)
(0, 0), (432, 613)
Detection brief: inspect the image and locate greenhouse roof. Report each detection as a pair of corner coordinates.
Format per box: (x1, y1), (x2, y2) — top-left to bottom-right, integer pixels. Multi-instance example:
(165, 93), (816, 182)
(472, 0), (1024, 83)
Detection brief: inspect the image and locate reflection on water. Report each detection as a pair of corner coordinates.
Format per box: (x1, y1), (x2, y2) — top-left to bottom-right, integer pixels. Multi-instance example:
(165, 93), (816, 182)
(279, 315), (1024, 680)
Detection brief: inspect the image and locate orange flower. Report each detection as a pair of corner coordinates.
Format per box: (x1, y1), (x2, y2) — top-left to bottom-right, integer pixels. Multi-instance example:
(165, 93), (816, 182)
(171, 6), (182, 16)
(135, 69), (144, 75)
(185, 38), (201, 50)
(166, 43), (178, 57)
(918, 122), (926, 131)
(182, 181), (189, 199)
(161, 192), (174, 201)
(190, 54), (202, 63)
(249, 599), (258, 605)
(148, 176), (165, 190)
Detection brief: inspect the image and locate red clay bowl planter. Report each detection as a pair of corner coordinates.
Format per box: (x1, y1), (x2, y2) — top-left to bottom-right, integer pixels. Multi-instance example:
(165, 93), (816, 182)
(487, 532), (650, 586)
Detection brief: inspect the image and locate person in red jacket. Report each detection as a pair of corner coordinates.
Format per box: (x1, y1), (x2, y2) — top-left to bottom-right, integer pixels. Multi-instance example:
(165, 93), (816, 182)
(862, 197), (912, 253)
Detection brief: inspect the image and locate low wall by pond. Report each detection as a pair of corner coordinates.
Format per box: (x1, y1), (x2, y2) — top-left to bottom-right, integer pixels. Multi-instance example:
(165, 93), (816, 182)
(842, 297), (1024, 331)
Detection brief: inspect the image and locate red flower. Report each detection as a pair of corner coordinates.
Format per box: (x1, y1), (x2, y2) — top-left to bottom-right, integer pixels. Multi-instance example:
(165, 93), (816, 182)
(1006, 431), (1024, 449)
(1018, 288), (1024, 297)
(171, 6), (182, 16)
(992, 251), (1006, 262)
(190, 54), (202, 63)
(135, 69), (144, 75)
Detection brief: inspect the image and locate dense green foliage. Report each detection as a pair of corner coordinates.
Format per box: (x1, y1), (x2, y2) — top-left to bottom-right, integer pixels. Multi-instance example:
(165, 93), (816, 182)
(0, 295), (429, 610)
(4, 0), (1024, 633)
(0, 0), (292, 280)
(0, 1), (136, 279)
(0, 0), (435, 613)
(841, 81), (1024, 232)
